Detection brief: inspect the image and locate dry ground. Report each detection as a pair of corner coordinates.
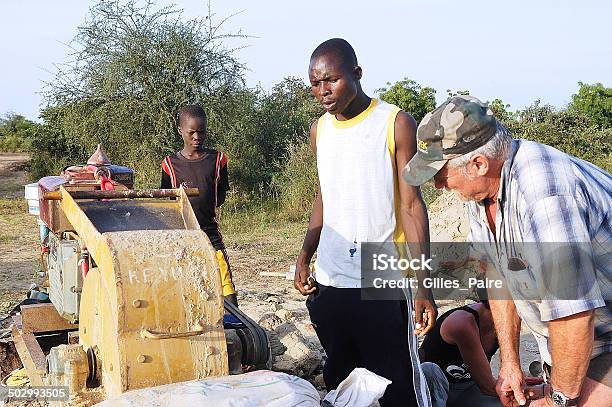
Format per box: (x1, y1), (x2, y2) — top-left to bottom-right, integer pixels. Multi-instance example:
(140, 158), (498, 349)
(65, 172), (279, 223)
(221, 209), (307, 301)
(0, 153), (42, 315)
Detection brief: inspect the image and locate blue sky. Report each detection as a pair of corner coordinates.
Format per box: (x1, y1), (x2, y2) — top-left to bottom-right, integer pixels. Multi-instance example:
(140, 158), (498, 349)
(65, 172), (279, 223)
(1, 0), (610, 121)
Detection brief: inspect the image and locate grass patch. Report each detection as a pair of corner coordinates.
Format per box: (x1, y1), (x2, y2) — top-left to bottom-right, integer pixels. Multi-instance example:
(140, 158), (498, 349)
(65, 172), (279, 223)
(0, 198), (28, 215)
(0, 235), (16, 244)
(0, 198), (37, 249)
(220, 179), (442, 258)
(220, 200), (306, 273)
(0, 181), (26, 198)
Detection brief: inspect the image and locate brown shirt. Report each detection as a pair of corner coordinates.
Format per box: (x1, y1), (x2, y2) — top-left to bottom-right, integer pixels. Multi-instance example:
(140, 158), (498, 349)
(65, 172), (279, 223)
(161, 149), (229, 250)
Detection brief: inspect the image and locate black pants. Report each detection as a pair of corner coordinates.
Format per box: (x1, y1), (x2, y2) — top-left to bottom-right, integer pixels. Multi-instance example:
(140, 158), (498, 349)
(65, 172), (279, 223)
(306, 284), (417, 406)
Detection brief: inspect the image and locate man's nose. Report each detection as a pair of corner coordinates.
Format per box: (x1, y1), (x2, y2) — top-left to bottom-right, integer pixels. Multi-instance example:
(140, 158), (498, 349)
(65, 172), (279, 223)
(434, 178), (445, 190)
(318, 82), (331, 96)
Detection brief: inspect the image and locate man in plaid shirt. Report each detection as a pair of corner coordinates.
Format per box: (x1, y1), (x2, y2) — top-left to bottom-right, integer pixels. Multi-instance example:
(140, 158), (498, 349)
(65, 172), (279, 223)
(403, 96), (610, 407)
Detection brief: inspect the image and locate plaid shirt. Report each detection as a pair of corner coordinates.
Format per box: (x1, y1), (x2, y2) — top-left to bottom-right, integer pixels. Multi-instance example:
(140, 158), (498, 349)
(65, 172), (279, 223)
(467, 139), (611, 364)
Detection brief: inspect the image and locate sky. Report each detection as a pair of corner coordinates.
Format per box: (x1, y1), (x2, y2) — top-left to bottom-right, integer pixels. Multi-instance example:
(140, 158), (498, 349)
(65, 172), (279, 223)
(0, 0), (610, 121)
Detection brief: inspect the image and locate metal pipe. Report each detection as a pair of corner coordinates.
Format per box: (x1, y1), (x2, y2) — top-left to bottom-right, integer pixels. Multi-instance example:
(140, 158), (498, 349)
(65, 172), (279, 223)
(43, 188), (199, 201)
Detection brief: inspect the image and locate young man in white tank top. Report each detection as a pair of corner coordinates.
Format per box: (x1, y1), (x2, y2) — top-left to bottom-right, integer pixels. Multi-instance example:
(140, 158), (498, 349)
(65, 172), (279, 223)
(294, 38), (437, 407)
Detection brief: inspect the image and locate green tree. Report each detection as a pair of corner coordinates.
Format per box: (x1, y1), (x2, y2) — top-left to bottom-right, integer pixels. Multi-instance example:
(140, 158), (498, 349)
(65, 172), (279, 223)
(252, 78), (321, 177)
(35, 0), (246, 186)
(568, 82), (612, 128)
(487, 98), (514, 125)
(510, 101), (611, 171)
(377, 79), (436, 123)
(0, 113), (41, 152)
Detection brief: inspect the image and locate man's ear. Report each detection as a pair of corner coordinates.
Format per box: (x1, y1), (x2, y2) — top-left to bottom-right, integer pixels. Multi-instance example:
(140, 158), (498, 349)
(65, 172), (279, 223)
(469, 154), (490, 176)
(353, 65), (362, 81)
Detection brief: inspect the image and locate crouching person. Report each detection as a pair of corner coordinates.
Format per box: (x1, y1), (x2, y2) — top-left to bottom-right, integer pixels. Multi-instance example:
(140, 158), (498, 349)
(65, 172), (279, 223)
(420, 297), (501, 407)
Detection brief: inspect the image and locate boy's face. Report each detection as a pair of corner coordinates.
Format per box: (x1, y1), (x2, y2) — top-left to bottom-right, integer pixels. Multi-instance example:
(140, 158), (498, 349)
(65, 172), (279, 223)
(179, 115), (206, 152)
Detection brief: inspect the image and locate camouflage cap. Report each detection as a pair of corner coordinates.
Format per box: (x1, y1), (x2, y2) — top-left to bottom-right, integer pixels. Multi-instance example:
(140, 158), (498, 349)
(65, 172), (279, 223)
(402, 95), (497, 186)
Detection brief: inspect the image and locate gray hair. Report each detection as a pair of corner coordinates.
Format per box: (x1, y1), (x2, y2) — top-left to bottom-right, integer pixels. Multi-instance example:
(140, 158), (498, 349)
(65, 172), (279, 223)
(447, 121), (513, 169)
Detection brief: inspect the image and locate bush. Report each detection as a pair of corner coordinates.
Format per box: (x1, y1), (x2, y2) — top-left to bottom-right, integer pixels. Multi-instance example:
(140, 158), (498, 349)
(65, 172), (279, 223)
(219, 78), (321, 195)
(272, 140), (317, 220)
(32, 0), (245, 186)
(568, 82), (612, 129)
(0, 114), (39, 153)
(377, 78), (436, 123)
(509, 101), (611, 172)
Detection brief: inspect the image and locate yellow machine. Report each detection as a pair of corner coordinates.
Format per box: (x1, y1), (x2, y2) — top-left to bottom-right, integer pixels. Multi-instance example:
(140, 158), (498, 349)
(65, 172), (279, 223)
(11, 148), (269, 406)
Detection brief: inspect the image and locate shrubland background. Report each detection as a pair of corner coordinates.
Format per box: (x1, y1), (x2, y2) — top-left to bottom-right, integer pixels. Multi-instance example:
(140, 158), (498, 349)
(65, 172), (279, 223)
(1, 0), (610, 223)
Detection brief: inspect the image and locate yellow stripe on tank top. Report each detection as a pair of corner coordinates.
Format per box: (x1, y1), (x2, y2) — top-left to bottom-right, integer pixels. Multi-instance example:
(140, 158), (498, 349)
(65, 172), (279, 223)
(331, 98), (378, 128)
(316, 115), (325, 145)
(386, 107), (410, 260)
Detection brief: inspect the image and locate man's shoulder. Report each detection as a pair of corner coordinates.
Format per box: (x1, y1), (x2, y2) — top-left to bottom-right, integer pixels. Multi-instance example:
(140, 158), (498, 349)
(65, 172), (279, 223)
(510, 139), (611, 201)
(375, 98), (399, 110)
(510, 140), (579, 199)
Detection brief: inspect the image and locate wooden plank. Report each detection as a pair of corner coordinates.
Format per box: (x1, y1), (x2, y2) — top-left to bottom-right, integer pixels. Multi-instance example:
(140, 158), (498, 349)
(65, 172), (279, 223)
(11, 324), (46, 386)
(20, 303), (78, 334)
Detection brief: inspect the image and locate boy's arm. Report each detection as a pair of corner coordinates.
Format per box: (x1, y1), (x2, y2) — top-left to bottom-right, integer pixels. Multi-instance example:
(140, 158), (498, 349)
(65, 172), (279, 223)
(161, 157), (175, 189)
(442, 311), (498, 397)
(217, 162), (229, 207)
(161, 170), (172, 189)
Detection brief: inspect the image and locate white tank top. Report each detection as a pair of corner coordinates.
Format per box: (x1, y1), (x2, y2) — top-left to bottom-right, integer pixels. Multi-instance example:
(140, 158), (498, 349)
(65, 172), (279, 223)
(315, 98), (404, 288)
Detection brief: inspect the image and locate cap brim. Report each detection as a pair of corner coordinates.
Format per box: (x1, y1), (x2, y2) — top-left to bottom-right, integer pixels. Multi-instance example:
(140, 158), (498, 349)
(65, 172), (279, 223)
(402, 151), (447, 186)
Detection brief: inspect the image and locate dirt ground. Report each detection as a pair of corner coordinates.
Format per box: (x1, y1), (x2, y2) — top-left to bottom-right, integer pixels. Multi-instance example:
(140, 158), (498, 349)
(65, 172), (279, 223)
(0, 153), (42, 314)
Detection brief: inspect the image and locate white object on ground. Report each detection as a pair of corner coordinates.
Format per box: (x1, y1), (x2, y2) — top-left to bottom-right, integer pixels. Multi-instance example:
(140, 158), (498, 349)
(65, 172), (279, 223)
(94, 370), (320, 407)
(322, 367), (392, 407)
(24, 183), (39, 215)
(287, 265), (296, 280)
(94, 368), (390, 407)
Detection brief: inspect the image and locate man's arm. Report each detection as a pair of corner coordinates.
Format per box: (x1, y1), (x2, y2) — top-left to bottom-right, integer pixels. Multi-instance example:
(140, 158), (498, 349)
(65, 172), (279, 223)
(394, 111), (437, 335)
(548, 310), (594, 401)
(524, 196), (603, 404)
(441, 311), (498, 396)
(294, 121), (322, 296)
(489, 299), (526, 406)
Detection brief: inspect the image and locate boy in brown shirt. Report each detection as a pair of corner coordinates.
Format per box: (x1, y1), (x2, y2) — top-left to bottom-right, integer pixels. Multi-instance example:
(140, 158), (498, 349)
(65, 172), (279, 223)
(161, 104), (237, 305)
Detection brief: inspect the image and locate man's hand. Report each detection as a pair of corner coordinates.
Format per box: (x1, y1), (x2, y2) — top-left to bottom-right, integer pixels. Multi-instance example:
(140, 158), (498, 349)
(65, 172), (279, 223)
(294, 262), (317, 296)
(413, 288), (437, 336)
(497, 362), (527, 406)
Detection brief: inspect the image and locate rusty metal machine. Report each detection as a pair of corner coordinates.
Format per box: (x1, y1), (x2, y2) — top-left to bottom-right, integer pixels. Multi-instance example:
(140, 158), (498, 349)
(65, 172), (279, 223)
(11, 146), (269, 406)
